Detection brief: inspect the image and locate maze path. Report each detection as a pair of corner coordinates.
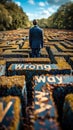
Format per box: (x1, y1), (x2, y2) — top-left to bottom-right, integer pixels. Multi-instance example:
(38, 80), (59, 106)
(0, 29), (73, 130)
(0, 96), (22, 130)
(60, 41), (73, 49)
(54, 43), (73, 52)
(49, 45), (73, 57)
(1, 50), (29, 58)
(0, 31), (73, 71)
(27, 74), (73, 130)
(55, 57), (71, 69)
(7, 63), (57, 78)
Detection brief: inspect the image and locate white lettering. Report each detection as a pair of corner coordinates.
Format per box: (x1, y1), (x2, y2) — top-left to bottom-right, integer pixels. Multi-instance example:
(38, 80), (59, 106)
(15, 64), (23, 69)
(47, 76), (56, 83)
(29, 65), (35, 70)
(36, 64), (43, 70)
(14, 64), (54, 71)
(56, 76), (63, 84)
(35, 75), (46, 83)
(23, 64), (28, 69)
(0, 101), (13, 122)
(44, 65), (51, 71)
(34, 90), (52, 115)
(35, 76), (63, 84)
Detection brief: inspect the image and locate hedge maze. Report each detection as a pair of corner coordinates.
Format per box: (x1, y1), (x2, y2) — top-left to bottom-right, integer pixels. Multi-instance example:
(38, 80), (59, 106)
(0, 29), (73, 130)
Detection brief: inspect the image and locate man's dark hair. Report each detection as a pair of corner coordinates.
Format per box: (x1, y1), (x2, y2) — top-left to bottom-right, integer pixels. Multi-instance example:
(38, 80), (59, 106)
(33, 19), (38, 25)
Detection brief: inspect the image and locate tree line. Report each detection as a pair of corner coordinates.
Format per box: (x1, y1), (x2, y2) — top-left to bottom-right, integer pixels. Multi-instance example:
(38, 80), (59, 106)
(38, 2), (73, 29)
(0, 0), (73, 30)
(0, 0), (30, 30)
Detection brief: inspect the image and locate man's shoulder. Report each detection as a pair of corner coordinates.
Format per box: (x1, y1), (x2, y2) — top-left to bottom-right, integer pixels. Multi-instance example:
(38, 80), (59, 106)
(30, 26), (43, 32)
(36, 26), (43, 31)
(38, 27), (43, 33)
(29, 26), (35, 31)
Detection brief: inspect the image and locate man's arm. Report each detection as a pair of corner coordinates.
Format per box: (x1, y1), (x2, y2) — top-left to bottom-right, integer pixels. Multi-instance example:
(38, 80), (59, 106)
(29, 29), (32, 48)
(41, 30), (44, 48)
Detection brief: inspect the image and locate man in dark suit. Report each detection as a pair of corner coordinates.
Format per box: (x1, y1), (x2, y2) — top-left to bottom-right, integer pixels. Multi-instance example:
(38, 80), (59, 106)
(29, 19), (44, 57)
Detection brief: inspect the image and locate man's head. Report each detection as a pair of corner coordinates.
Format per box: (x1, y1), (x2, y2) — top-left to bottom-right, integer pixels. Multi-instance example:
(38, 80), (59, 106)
(33, 19), (38, 25)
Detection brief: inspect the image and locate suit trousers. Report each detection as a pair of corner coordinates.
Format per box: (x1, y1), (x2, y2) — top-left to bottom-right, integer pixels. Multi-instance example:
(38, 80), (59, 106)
(31, 48), (41, 57)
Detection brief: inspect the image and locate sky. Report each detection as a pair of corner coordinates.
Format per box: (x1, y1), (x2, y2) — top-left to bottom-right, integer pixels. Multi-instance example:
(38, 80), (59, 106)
(13, 0), (73, 20)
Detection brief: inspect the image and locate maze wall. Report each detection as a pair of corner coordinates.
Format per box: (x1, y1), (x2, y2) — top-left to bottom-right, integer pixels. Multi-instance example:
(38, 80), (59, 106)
(0, 29), (73, 130)
(0, 29), (73, 71)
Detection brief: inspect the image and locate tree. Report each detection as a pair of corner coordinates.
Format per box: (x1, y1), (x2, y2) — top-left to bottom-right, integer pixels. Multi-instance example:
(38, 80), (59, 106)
(0, 1), (30, 30)
(38, 2), (73, 29)
(52, 2), (73, 29)
(0, 0), (12, 4)
(0, 4), (12, 30)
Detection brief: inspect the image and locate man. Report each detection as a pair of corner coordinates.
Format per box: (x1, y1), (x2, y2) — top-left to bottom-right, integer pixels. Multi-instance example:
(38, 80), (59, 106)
(29, 19), (44, 57)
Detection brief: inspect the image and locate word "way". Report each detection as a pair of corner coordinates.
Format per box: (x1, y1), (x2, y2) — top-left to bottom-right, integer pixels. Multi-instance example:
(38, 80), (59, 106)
(34, 75), (73, 84)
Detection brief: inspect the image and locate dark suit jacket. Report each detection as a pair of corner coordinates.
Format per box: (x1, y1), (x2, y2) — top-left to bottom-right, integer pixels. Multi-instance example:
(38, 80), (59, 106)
(29, 25), (43, 48)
